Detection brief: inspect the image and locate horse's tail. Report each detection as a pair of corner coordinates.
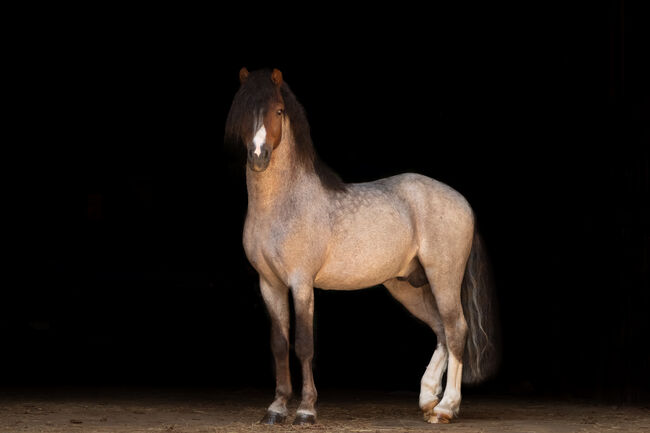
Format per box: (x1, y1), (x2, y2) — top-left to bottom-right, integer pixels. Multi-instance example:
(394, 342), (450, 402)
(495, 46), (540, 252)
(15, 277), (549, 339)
(461, 230), (501, 384)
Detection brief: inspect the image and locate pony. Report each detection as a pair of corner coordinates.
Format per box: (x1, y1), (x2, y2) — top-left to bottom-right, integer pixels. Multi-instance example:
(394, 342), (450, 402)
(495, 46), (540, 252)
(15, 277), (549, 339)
(225, 67), (499, 424)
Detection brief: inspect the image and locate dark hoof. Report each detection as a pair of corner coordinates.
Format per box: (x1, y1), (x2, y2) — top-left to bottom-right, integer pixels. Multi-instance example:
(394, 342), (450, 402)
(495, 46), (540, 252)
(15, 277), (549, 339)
(260, 411), (286, 424)
(293, 413), (316, 425)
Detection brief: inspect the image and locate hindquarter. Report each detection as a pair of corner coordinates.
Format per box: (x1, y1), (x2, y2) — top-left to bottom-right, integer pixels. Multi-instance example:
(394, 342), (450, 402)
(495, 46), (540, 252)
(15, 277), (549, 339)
(395, 174), (475, 267)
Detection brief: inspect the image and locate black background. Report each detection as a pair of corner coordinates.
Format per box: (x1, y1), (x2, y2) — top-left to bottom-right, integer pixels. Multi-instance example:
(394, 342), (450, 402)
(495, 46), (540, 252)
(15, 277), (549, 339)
(6, 2), (649, 403)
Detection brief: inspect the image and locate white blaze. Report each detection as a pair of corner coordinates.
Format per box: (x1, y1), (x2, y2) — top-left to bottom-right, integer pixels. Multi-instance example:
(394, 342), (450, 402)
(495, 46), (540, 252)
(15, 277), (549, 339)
(253, 125), (266, 156)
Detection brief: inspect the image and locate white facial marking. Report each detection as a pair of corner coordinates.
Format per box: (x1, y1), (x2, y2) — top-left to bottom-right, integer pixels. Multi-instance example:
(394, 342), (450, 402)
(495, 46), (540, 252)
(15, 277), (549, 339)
(253, 125), (266, 157)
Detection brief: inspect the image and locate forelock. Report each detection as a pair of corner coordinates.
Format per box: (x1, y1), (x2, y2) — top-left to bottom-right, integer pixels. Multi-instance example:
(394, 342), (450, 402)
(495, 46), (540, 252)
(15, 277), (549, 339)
(225, 69), (281, 146)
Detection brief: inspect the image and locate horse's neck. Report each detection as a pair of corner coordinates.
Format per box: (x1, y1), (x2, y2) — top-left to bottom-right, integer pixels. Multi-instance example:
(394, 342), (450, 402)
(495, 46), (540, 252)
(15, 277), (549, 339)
(246, 138), (323, 214)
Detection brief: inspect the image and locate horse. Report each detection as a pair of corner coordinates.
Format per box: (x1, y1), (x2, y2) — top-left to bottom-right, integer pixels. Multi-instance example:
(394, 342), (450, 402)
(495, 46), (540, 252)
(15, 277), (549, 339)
(225, 67), (500, 425)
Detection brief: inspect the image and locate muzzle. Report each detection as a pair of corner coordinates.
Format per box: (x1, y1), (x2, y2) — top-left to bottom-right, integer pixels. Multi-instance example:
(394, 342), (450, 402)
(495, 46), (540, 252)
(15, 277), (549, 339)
(247, 143), (271, 172)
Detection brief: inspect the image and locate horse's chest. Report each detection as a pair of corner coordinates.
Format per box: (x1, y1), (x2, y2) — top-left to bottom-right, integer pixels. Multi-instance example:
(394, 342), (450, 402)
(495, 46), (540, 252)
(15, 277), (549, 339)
(243, 214), (323, 281)
(243, 218), (279, 268)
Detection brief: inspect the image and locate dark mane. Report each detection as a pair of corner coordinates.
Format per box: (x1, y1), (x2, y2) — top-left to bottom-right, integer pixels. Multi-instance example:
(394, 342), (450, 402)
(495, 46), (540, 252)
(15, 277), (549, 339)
(225, 69), (346, 192)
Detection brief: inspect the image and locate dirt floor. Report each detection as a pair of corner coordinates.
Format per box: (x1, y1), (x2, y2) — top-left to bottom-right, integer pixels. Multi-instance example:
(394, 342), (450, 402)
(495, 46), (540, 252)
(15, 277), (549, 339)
(0, 388), (648, 433)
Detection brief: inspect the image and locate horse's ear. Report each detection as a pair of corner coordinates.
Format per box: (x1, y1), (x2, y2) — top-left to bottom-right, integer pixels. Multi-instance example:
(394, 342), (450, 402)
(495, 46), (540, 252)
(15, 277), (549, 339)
(271, 68), (283, 86)
(239, 67), (249, 84)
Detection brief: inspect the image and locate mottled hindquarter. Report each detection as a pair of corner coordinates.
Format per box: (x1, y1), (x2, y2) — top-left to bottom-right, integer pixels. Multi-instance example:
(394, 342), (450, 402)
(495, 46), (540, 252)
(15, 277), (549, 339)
(395, 173), (475, 265)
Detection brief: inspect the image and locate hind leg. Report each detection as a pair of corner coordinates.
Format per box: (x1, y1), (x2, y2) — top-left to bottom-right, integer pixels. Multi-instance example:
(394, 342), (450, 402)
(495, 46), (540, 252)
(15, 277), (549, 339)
(384, 280), (448, 420)
(420, 343), (449, 420)
(422, 263), (469, 423)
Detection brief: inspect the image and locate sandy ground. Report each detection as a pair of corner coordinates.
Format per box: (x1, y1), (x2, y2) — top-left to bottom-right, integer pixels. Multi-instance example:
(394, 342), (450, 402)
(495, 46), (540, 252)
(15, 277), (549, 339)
(0, 388), (648, 433)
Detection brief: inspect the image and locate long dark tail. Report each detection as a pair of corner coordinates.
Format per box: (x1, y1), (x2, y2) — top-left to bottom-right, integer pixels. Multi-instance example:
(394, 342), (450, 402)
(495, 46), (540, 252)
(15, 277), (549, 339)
(461, 230), (501, 384)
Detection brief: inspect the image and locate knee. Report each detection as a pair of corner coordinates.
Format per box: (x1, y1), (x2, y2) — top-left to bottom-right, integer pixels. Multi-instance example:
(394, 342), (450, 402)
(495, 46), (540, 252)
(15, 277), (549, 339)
(295, 339), (314, 361)
(271, 329), (290, 358)
(294, 314), (314, 361)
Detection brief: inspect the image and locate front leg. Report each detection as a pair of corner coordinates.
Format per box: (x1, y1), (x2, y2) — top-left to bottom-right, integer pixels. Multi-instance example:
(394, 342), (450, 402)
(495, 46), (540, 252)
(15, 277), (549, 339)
(291, 281), (317, 425)
(259, 277), (292, 424)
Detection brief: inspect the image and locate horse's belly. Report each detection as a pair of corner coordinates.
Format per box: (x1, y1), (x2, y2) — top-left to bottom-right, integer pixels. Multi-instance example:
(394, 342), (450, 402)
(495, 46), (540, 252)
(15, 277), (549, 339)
(314, 221), (415, 291)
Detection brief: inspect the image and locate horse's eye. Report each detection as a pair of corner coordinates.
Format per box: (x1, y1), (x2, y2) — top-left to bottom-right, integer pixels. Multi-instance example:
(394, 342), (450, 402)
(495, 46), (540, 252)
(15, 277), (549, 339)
(276, 109), (284, 116)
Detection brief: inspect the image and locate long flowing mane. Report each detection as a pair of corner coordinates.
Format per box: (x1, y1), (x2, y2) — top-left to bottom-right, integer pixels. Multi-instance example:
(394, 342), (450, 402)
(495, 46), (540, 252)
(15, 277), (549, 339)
(225, 69), (346, 192)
